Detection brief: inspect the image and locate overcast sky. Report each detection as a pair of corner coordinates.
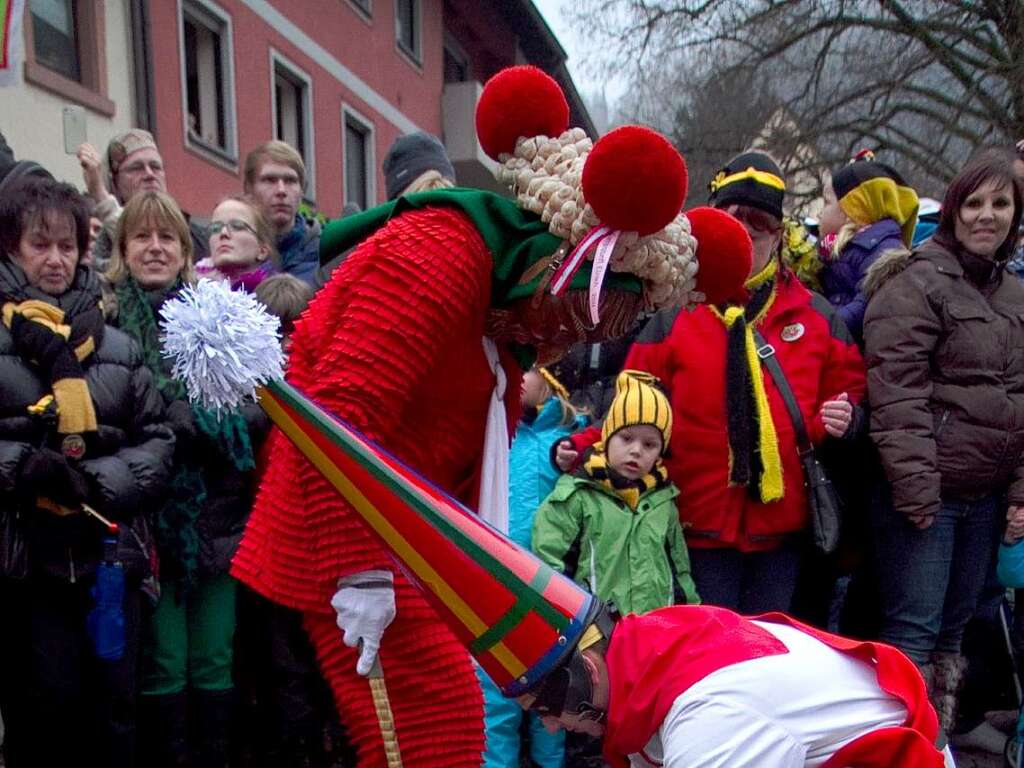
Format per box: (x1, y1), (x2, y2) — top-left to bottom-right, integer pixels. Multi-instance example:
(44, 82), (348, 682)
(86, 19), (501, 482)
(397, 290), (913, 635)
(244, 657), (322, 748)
(532, 0), (628, 104)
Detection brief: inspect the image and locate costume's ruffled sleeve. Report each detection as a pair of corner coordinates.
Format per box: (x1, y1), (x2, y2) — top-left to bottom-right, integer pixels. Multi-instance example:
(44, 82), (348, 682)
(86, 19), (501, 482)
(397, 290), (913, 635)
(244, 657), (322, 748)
(234, 208), (493, 611)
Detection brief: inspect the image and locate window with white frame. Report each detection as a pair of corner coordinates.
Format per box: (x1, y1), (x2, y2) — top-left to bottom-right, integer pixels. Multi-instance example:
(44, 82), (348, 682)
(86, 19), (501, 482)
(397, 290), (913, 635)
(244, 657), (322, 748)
(343, 108), (375, 211)
(395, 0), (420, 62)
(271, 52), (315, 197)
(30, 0), (81, 81)
(348, 0), (371, 17)
(443, 34), (469, 83)
(180, 0), (237, 160)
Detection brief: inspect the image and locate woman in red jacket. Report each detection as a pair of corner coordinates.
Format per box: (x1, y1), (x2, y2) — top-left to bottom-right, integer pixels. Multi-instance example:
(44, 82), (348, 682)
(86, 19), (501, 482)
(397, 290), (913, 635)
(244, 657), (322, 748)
(561, 153), (866, 614)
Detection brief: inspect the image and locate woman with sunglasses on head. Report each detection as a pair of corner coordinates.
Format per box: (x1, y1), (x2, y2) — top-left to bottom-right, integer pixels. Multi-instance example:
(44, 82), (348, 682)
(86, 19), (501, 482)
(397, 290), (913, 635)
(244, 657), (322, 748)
(560, 152), (867, 615)
(197, 195), (278, 292)
(105, 191), (269, 767)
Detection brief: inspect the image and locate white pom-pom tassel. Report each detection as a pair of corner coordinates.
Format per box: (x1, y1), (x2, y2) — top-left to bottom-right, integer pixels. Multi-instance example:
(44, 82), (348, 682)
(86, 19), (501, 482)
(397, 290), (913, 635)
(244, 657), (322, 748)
(159, 279), (285, 413)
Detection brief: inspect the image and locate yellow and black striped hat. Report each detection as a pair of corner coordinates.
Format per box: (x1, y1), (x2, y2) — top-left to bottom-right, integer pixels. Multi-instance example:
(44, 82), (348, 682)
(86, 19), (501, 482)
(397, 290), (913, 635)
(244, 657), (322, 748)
(601, 370), (673, 453)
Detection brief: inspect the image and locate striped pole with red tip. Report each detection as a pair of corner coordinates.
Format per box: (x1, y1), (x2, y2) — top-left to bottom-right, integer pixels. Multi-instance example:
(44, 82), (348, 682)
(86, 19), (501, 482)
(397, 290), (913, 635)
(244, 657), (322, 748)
(255, 378), (597, 695)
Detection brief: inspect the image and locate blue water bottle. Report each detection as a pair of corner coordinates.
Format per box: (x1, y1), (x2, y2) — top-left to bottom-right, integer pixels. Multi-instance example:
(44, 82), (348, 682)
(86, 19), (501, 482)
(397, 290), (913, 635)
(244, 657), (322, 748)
(87, 531), (126, 661)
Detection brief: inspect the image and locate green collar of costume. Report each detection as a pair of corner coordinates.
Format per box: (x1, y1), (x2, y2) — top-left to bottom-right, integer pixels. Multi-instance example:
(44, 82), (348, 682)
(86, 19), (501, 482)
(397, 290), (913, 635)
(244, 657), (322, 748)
(318, 188), (643, 308)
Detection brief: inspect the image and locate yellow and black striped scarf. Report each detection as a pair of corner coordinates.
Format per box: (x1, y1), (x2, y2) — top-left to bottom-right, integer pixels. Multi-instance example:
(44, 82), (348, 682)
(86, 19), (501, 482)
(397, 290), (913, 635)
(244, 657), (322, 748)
(2, 299), (101, 436)
(581, 445), (669, 510)
(709, 260), (784, 503)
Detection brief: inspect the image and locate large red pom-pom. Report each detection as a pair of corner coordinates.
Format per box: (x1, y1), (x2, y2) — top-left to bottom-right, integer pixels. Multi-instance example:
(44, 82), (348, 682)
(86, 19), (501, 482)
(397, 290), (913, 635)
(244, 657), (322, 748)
(476, 66), (570, 160)
(686, 206), (753, 305)
(581, 126), (687, 236)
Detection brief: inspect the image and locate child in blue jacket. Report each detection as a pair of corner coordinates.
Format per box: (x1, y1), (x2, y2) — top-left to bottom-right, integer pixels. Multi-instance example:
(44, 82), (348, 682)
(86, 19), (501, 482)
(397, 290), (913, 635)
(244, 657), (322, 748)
(477, 367), (587, 768)
(999, 507), (1024, 759)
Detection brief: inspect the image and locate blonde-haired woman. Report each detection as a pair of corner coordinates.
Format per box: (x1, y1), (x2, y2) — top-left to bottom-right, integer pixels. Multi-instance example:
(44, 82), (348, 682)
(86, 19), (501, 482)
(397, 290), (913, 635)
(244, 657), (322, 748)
(107, 191), (267, 767)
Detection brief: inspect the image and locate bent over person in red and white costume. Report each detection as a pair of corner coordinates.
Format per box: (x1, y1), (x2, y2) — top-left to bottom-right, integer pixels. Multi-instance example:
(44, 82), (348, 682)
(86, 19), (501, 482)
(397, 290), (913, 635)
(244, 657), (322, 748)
(230, 67), (736, 766)
(521, 604), (954, 768)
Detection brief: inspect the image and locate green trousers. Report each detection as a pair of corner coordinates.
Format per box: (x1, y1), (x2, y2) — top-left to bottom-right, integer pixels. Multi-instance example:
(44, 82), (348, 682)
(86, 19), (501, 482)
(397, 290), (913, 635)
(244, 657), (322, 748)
(142, 573), (237, 695)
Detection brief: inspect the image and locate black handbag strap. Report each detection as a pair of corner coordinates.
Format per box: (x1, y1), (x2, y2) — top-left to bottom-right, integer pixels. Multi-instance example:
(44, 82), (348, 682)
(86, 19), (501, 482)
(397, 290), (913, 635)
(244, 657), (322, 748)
(752, 329), (813, 457)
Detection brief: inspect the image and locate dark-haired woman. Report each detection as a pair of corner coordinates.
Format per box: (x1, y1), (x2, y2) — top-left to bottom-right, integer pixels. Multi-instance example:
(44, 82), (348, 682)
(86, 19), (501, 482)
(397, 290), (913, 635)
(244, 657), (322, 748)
(863, 149), (1024, 733)
(0, 177), (173, 766)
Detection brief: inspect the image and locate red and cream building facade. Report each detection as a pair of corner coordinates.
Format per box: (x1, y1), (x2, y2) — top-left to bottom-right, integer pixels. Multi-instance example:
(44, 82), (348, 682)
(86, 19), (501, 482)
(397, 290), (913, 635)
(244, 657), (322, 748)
(5, 0), (594, 218)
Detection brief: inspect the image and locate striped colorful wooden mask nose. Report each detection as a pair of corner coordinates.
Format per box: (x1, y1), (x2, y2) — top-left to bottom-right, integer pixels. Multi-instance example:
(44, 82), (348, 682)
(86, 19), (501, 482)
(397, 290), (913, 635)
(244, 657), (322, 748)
(257, 379), (598, 695)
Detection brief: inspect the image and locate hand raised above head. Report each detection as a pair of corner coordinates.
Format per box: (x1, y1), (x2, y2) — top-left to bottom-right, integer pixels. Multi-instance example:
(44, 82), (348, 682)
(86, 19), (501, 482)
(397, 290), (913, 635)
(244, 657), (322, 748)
(76, 142), (110, 203)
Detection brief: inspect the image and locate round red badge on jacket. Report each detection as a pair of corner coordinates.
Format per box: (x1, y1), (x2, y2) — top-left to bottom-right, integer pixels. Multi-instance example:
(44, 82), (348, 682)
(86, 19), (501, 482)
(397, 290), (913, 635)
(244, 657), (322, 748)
(781, 323), (805, 342)
(61, 433), (86, 460)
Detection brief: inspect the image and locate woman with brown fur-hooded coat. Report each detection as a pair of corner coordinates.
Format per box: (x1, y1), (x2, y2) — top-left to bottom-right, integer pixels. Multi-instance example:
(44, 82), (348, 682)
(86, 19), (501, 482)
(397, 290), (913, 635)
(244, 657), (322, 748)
(862, 148), (1024, 732)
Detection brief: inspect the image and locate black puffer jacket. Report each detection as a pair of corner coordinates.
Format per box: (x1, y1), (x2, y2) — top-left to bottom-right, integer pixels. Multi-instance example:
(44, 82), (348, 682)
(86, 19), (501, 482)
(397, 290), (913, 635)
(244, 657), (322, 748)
(0, 262), (174, 580)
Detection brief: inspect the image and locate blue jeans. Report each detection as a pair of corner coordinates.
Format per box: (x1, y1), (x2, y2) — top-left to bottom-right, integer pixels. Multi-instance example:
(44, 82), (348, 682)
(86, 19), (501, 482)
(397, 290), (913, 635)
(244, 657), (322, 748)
(871, 489), (1001, 664)
(687, 540), (803, 614)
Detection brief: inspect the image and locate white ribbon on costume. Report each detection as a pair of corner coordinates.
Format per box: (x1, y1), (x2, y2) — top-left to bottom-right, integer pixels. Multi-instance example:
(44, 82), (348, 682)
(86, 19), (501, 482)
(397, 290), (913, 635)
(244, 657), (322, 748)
(588, 229), (621, 325)
(478, 337), (509, 534)
(548, 224), (622, 325)
(549, 225), (610, 295)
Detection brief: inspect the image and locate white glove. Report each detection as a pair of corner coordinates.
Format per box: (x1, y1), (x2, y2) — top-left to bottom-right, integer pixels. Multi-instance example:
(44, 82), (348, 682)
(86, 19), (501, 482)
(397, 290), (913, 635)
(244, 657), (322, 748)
(330, 569), (396, 676)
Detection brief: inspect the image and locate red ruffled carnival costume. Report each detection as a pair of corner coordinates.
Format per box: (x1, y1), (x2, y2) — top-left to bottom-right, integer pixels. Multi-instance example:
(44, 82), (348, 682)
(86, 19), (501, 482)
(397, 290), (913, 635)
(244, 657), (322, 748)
(232, 207), (522, 766)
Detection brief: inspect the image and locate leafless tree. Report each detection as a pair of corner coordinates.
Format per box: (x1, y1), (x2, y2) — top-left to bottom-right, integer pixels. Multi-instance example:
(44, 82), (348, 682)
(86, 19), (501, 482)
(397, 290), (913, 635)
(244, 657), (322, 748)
(574, 0), (1024, 200)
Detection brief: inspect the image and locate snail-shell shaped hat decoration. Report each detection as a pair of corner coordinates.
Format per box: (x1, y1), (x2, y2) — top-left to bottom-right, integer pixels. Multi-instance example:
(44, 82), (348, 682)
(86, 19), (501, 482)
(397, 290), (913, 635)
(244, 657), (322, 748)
(476, 66), (750, 319)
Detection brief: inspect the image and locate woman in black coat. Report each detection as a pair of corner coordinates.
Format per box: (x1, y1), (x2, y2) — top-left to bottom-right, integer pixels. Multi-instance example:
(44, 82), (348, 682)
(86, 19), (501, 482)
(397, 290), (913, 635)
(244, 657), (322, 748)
(0, 178), (174, 767)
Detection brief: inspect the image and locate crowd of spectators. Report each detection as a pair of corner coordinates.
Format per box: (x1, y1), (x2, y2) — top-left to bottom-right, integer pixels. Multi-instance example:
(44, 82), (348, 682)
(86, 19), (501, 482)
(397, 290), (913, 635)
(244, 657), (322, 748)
(1, 120), (1024, 768)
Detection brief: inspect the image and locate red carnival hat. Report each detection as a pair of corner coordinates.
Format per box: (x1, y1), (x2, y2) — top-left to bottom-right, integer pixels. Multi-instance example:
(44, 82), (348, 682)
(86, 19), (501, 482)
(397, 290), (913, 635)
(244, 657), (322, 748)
(477, 65), (750, 314)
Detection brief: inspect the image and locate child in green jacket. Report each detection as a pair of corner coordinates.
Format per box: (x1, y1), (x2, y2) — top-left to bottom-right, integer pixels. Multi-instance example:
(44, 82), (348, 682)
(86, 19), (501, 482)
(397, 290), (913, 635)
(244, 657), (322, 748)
(532, 370), (699, 615)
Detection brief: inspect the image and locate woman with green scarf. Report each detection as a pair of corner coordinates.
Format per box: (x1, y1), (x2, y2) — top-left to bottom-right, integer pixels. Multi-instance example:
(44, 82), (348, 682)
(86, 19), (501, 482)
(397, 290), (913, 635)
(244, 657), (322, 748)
(105, 191), (268, 768)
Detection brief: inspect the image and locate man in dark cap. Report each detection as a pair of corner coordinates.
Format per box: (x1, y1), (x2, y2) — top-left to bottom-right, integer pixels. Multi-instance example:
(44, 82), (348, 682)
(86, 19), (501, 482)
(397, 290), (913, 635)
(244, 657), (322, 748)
(316, 132), (457, 286)
(382, 131), (456, 201)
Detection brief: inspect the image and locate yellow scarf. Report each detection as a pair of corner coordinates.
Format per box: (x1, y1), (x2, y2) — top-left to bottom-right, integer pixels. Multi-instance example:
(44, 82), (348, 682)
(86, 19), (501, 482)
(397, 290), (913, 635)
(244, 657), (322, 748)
(2, 300), (98, 435)
(708, 261), (784, 503)
(582, 447), (669, 511)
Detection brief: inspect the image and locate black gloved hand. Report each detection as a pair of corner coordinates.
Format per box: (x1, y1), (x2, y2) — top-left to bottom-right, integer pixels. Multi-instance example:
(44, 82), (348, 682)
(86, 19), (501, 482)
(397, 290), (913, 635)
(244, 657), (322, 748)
(20, 448), (91, 508)
(165, 399), (199, 451)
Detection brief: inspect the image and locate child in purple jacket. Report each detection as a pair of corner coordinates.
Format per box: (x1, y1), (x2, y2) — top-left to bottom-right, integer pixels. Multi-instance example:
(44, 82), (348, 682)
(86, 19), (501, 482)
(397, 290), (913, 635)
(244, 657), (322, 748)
(817, 152), (919, 345)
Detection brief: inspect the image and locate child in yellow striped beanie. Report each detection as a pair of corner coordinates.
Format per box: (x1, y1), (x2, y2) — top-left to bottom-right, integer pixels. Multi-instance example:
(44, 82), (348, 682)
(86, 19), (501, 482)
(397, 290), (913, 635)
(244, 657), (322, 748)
(532, 370), (698, 616)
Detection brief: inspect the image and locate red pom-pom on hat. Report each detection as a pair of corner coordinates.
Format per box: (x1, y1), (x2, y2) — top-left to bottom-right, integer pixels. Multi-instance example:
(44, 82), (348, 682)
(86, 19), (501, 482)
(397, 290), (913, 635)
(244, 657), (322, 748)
(476, 66), (570, 160)
(582, 126), (687, 236)
(686, 206), (753, 305)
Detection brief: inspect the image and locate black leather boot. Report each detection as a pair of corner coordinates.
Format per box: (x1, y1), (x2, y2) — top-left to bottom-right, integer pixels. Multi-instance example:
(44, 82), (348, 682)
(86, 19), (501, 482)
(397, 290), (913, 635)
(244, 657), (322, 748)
(139, 692), (189, 767)
(191, 688), (234, 768)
